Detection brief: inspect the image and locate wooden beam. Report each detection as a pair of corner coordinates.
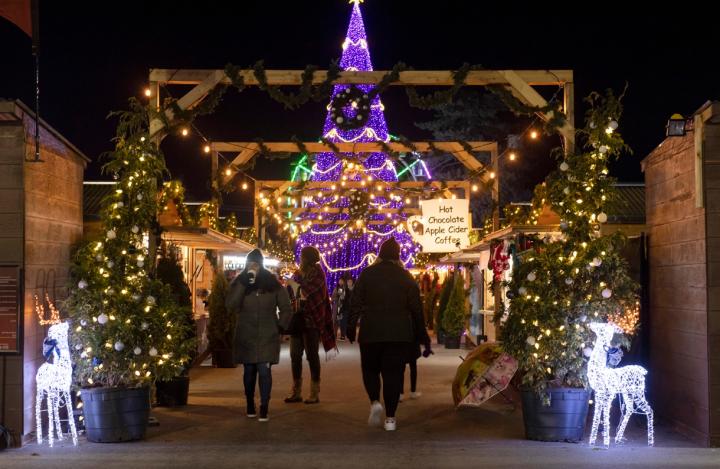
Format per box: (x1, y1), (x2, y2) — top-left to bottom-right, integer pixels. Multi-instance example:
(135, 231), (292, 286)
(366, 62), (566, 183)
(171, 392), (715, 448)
(150, 69), (573, 87)
(255, 180), (474, 192)
(216, 141), (495, 181)
(498, 70), (575, 149)
(563, 81), (575, 155)
(149, 69), (227, 139)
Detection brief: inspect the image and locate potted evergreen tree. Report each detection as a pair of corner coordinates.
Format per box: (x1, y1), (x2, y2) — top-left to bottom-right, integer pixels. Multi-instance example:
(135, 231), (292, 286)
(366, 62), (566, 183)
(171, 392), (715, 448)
(498, 91), (639, 442)
(441, 275), (468, 349)
(207, 271), (236, 368)
(154, 244), (196, 407)
(66, 99), (194, 442)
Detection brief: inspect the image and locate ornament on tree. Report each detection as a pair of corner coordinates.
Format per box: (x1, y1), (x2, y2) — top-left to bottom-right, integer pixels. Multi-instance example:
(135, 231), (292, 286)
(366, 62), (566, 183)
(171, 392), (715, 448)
(608, 120), (619, 131)
(518, 286), (528, 296)
(146, 296), (156, 306)
(597, 212), (608, 223)
(565, 278), (574, 285)
(527, 272), (537, 282)
(347, 190), (370, 220)
(141, 321), (148, 330)
(133, 347), (142, 355)
(526, 336), (536, 346)
(329, 85), (371, 131)
(560, 162), (570, 172)
(132, 225), (140, 234)
(106, 230), (116, 240)
(107, 260), (114, 268)
(117, 202), (124, 208)
(97, 313), (109, 325)
(602, 288), (613, 299)
(114, 341), (125, 352)
(149, 347), (158, 357)
(78, 280), (88, 289)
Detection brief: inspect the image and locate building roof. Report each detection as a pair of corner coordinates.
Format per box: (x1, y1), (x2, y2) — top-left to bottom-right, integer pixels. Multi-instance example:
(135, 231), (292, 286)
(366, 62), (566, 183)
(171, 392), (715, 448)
(0, 99), (91, 163)
(605, 184), (645, 224)
(83, 181), (117, 221)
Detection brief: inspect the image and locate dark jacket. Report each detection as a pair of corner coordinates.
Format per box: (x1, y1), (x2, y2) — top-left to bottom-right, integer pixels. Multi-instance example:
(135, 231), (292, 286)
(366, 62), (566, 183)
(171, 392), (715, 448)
(347, 260), (429, 345)
(226, 269), (292, 364)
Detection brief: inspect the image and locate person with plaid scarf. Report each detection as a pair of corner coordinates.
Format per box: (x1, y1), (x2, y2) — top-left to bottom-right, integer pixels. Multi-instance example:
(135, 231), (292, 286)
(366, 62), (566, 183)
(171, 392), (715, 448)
(284, 246), (336, 404)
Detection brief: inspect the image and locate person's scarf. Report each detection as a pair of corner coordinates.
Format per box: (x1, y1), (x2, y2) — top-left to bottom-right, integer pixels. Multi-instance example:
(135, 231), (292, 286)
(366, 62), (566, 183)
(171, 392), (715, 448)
(294, 265), (337, 357)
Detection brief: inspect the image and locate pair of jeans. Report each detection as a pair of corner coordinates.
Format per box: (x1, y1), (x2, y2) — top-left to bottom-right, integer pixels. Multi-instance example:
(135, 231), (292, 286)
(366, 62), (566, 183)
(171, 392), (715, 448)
(401, 359), (417, 394)
(290, 328), (321, 382)
(359, 342), (409, 418)
(243, 362), (272, 406)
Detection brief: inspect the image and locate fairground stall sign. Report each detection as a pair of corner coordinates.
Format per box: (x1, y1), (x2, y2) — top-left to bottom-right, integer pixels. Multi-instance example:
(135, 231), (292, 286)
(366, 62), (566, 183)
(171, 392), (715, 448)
(408, 199), (470, 253)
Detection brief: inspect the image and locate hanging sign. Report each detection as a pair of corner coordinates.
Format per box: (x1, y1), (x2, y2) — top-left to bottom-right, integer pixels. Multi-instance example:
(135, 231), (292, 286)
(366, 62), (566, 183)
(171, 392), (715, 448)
(406, 199), (470, 253)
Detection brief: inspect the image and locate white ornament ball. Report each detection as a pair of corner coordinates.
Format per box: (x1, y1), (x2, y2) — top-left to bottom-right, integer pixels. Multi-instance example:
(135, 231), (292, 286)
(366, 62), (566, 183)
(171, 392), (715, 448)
(336, 117), (344, 124)
(601, 288), (613, 299)
(590, 121), (597, 129)
(518, 286), (528, 296)
(132, 225), (140, 234)
(563, 187), (570, 195)
(141, 321), (148, 330)
(117, 202), (124, 208)
(149, 347), (158, 357)
(608, 120), (619, 130)
(583, 347), (593, 357)
(98, 313), (109, 325)
(137, 260), (145, 268)
(107, 260), (114, 268)
(114, 341), (125, 352)
(526, 336), (536, 346)
(527, 272), (537, 282)
(96, 254), (103, 261)
(580, 314), (587, 322)
(146, 296), (156, 306)
(107, 288), (114, 295)
(597, 212), (608, 223)
(565, 278), (574, 285)
(356, 114), (363, 120)
(560, 162), (569, 172)
(134, 347), (142, 355)
(592, 257), (602, 267)
(75, 344), (82, 350)
(78, 280), (88, 289)
(106, 230), (116, 240)
(137, 194), (143, 201)
(132, 294), (141, 302)
(80, 319), (88, 326)
(599, 145), (609, 154)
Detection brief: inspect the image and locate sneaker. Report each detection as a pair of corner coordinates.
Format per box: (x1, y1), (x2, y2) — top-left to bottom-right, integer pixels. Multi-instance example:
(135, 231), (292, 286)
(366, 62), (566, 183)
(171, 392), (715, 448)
(384, 417), (397, 431)
(410, 391), (422, 399)
(399, 393), (404, 402)
(258, 405), (269, 422)
(368, 401), (384, 427)
(247, 404), (257, 418)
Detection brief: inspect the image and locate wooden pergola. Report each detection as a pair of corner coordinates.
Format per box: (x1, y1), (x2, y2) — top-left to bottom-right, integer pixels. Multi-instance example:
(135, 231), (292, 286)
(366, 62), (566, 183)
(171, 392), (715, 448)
(147, 68), (574, 238)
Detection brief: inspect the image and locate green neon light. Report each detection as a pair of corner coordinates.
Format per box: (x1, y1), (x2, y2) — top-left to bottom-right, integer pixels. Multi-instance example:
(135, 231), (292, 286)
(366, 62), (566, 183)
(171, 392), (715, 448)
(291, 154), (309, 181)
(396, 159), (420, 177)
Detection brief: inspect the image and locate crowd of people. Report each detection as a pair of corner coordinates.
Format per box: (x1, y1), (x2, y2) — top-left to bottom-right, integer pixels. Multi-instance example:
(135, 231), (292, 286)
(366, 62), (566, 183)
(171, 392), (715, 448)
(225, 238), (433, 430)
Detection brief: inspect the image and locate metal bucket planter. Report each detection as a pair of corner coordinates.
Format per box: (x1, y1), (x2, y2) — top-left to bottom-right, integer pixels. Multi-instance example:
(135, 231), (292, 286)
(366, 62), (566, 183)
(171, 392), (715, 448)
(81, 386), (150, 443)
(521, 387), (590, 442)
(444, 334), (462, 349)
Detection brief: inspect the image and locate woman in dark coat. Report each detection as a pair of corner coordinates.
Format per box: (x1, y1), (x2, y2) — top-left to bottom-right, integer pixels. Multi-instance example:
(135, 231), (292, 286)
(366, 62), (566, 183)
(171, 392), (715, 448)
(226, 249), (292, 422)
(284, 246), (336, 404)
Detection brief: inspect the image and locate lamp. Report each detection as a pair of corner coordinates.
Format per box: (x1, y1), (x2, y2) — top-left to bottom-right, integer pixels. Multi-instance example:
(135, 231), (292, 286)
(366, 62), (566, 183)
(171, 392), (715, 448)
(665, 113), (687, 137)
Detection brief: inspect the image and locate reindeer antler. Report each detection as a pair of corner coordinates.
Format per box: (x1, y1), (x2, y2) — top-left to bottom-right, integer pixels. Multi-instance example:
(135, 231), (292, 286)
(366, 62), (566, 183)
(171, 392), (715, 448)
(35, 294), (61, 325)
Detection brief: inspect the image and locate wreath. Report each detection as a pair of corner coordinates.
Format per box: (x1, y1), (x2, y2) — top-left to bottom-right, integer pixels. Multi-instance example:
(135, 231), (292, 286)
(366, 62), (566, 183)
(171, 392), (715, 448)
(330, 86), (371, 131)
(348, 190), (370, 220)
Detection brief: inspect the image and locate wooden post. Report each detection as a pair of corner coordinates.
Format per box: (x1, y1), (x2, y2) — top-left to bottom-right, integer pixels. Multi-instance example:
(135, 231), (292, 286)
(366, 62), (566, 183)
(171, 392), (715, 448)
(211, 151), (219, 220)
(491, 147), (500, 231)
(563, 81), (575, 155)
(149, 80), (162, 274)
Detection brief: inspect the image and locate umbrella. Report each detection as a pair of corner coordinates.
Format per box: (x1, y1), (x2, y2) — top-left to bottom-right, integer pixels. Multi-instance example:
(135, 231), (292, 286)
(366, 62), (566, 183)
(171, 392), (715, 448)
(452, 343), (518, 407)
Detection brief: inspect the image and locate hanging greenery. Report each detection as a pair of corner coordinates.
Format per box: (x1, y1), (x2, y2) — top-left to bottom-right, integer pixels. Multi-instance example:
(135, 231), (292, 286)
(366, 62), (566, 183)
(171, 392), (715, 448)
(329, 85), (372, 130)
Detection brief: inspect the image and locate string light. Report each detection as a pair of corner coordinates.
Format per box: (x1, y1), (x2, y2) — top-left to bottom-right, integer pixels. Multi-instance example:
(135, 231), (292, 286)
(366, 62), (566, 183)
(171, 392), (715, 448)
(143, 88), (152, 97)
(203, 145), (211, 154)
(530, 130), (539, 139)
(181, 128), (189, 137)
(509, 152), (517, 161)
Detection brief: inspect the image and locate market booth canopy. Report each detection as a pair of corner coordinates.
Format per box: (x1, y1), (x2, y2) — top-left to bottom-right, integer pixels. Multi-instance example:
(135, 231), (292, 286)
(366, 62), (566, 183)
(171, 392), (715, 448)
(161, 226), (255, 252)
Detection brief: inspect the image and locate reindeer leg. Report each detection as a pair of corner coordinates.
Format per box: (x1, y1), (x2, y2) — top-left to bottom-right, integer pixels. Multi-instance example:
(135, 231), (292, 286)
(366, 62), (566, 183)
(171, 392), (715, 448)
(47, 393), (56, 448)
(63, 391), (78, 446)
(615, 393), (633, 444)
(589, 391), (602, 446)
(636, 396), (654, 446)
(602, 394), (612, 447)
(36, 389), (44, 445)
(53, 391), (64, 441)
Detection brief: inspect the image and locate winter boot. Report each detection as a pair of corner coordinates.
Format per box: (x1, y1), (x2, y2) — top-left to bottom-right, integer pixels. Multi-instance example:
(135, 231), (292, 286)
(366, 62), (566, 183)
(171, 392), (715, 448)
(304, 380), (320, 404)
(284, 379), (303, 403)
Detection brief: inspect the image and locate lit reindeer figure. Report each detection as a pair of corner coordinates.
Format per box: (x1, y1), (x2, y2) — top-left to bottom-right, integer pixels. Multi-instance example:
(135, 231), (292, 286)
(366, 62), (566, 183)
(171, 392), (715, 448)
(587, 322), (653, 447)
(35, 295), (78, 447)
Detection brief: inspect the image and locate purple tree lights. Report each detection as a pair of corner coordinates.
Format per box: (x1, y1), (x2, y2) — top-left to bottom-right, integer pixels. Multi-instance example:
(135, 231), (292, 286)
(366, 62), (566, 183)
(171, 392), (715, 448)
(296, 0), (420, 290)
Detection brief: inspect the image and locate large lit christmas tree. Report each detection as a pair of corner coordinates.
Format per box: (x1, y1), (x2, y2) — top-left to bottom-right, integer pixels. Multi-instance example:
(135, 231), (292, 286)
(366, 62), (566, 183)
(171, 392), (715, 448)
(295, 0), (419, 289)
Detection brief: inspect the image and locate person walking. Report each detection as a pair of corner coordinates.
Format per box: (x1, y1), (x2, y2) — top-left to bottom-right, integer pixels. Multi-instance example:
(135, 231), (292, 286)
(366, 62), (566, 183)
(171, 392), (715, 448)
(284, 246), (336, 404)
(331, 277), (346, 341)
(339, 275), (354, 341)
(226, 249), (292, 422)
(347, 238), (432, 431)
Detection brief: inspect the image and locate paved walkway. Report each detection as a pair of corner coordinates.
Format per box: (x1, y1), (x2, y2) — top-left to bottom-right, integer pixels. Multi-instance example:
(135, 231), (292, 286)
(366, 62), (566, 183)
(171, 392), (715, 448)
(3, 341), (719, 468)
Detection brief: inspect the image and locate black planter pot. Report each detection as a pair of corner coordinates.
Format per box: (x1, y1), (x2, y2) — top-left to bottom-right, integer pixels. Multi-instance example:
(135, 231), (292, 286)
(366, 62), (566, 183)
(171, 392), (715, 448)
(81, 386), (150, 443)
(213, 349), (236, 368)
(155, 376), (190, 407)
(521, 388), (590, 442)
(437, 330), (446, 345)
(444, 335), (462, 349)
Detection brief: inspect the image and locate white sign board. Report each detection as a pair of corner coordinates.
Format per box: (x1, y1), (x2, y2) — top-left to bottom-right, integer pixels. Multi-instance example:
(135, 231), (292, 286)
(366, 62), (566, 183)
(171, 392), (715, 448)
(407, 199), (470, 253)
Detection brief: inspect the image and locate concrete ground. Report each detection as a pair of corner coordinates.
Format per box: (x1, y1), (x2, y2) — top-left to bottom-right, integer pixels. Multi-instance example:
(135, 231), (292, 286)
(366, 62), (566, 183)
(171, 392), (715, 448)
(3, 341), (719, 468)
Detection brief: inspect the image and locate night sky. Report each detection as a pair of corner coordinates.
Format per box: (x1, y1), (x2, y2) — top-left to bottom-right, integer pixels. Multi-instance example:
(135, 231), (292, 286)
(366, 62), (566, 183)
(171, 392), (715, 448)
(2, 2), (718, 215)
